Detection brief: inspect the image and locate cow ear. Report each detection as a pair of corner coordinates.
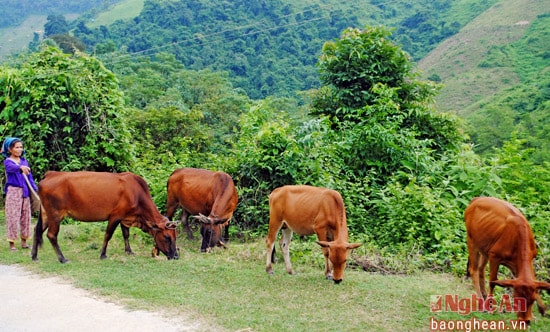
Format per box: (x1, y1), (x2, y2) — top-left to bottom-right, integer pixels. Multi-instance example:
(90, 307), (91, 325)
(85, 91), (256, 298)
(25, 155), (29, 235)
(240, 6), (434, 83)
(490, 279), (516, 289)
(214, 218), (228, 225)
(347, 243), (362, 250)
(536, 281), (550, 291)
(316, 241), (330, 248)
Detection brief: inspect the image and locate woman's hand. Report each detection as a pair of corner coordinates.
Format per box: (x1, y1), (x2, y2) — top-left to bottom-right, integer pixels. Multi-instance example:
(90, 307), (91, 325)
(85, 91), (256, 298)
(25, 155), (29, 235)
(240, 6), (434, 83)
(20, 166), (31, 175)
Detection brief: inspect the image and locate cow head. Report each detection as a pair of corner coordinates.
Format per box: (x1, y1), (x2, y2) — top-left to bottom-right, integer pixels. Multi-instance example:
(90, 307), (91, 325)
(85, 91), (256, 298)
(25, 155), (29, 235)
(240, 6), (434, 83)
(490, 279), (550, 323)
(316, 241), (362, 284)
(197, 214), (227, 253)
(151, 219), (179, 259)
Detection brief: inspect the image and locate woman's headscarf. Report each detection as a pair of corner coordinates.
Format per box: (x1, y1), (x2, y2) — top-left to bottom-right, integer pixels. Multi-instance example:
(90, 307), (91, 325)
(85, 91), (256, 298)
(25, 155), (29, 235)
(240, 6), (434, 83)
(1, 137), (23, 158)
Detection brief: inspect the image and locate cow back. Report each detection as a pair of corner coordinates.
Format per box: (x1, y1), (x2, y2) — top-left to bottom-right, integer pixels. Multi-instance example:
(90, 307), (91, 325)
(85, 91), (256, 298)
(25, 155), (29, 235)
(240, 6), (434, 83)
(39, 171), (160, 226)
(167, 168), (238, 220)
(269, 185), (347, 238)
(465, 197), (536, 269)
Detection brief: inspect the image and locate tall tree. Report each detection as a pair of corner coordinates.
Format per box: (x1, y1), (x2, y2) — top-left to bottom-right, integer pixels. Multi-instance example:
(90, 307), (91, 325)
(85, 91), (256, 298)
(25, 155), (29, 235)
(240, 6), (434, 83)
(310, 26), (463, 180)
(44, 14), (69, 38)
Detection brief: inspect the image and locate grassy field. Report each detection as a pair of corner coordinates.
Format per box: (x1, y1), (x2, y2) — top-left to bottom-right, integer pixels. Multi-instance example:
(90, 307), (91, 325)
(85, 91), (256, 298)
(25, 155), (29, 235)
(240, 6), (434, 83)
(0, 15), (48, 60)
(88, 0), (144, 28)
(0, 212), (549, 331)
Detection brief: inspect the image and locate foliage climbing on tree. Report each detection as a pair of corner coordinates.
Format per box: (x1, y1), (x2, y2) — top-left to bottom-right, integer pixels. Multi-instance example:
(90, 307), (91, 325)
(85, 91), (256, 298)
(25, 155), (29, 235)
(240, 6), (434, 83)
(0, 46), (133, 179)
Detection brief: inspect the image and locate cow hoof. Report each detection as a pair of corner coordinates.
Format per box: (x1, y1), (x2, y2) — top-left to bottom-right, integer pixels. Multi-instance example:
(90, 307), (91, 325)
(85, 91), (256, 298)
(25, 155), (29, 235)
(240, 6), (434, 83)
(333, 279), (343, 284)
(100, 255), (107, 260)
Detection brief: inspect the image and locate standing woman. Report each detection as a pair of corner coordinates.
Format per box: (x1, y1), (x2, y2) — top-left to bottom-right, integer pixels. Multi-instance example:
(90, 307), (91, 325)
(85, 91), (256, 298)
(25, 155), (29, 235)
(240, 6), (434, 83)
(2, 137), (38, 251)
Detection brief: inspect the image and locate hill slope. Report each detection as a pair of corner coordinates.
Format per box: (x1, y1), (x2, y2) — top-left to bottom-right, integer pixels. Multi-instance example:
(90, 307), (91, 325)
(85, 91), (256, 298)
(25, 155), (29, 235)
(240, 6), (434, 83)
(418, 0), (546, 115)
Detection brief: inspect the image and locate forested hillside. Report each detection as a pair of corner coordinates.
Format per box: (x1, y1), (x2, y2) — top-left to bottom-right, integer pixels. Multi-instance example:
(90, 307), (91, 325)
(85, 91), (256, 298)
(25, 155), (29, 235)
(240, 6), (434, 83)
(1, 0), (501, 100)
(70, 0), (498, 100)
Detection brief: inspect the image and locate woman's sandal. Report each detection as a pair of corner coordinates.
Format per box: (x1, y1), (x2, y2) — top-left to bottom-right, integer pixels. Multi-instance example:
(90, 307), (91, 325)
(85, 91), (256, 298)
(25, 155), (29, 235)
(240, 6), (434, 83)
(10, 247), (17, 252)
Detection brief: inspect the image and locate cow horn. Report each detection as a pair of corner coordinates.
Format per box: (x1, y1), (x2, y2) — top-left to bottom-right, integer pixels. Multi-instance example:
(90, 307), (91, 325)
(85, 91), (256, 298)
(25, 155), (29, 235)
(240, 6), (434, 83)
(165, 221), (178, 229)
(196, 213), (212, 224)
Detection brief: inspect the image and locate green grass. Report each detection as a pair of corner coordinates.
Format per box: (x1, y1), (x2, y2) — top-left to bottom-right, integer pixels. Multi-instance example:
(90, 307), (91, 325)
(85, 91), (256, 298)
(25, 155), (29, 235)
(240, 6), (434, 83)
(1, 212), (549, 331)
(88, 0), (144, 28)
(0, 15), (47, 60)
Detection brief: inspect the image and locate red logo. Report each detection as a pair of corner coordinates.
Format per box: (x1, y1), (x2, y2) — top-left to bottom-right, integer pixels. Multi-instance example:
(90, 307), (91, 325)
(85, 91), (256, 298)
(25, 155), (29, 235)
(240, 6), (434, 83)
(430, 294), (526, 315)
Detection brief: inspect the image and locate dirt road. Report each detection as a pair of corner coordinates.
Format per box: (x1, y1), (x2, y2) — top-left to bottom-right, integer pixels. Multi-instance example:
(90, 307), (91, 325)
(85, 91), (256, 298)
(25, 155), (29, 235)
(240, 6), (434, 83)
(0, 264), (205, 332)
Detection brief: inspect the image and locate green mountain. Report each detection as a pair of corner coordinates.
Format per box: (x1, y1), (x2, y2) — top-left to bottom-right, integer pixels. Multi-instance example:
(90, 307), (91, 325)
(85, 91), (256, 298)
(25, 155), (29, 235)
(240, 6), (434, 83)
(1, 0), (500, 99)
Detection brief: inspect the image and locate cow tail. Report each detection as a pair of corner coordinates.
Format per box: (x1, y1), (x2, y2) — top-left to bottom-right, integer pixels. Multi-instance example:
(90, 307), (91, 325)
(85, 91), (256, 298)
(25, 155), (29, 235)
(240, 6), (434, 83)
(34, 207), (44, 248)
(465, 257), (470, 279)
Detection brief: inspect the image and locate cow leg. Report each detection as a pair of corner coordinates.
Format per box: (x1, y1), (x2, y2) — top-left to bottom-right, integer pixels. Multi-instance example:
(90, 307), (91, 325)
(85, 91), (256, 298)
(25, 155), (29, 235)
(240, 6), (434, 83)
(476, 255), (490, 299)
(100, 220), (121, 259)
(320, 246), (333, 280)
(181, 210), (194, 240)
(468, 250), (488, 299)
(535, 293), (547, 316)
(199, 224), (211, 253)
(488, 258), (501, 297)
(45, 219), (68, 264)
(223, 223), (230, 243)
(120, 224), (134, 255)
(315, 233), (333, 280)
(265, 220), (283, 275)
(280, 227), (295, 275)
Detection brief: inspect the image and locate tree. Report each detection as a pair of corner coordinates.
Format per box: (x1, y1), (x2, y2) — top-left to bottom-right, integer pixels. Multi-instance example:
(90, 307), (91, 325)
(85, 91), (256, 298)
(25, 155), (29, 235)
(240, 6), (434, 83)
(0, 46), (133, 179)
(50, 34), (86, 54)
(312, 27), (413, 116)
(311, 26), (463, 181)
(44, 15), (69, 38)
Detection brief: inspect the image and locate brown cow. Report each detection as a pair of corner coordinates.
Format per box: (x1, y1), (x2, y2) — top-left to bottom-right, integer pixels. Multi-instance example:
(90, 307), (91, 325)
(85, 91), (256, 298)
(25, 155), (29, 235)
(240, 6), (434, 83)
(31, 171), (178, 263)
(166, 168), (238, 252)
(465, 196), (550, 323)
(265, 185), (361, 284)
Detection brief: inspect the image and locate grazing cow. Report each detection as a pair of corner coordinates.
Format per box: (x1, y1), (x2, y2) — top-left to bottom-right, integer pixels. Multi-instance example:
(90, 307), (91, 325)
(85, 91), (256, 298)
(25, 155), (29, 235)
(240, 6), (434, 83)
(265, 185), (362, 284)
(31, 171), (179, 263)
(166, 168), (238, 252)
(465, 196), (550, 323)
